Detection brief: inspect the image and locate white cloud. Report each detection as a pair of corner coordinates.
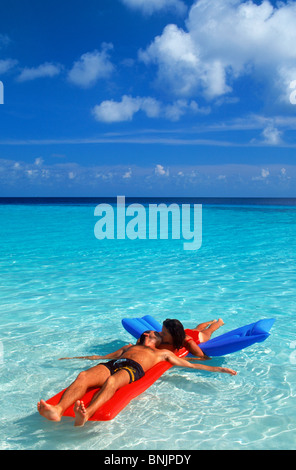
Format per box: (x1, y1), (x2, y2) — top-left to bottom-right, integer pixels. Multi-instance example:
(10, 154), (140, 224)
(1, 157), (295, 196)
(155, 164), (169, 176)
(164, 99), (209, 121)
(261, 168), (270, 179)
(93, 94), (207, 123)
(34, 157), (44, 166)
(93, 95), (143, 122)
(140, 97), (162, 118)
(123, 168), (132, 179)
(252, 168), (270, 181)
(68, 44), (114, 88)
(26, 169), (38, 178)
(17, 62), (62, 82)
(261, 125), (282, 145)
(93, 95), (182, 122)
(140, 0), (296, 101)
(0, 59), (18, 75)
(139, 24), (201, 97)
(120, 0), (187, 16)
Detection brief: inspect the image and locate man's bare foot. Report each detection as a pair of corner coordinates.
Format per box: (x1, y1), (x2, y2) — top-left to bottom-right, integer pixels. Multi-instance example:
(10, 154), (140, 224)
(37, 399), (62, 422)
(217, 318), (224, 327)
(74, 400), (88, 427)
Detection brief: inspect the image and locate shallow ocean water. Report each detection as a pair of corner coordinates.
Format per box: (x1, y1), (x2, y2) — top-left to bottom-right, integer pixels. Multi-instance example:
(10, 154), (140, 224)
(0, 199), (296, 450)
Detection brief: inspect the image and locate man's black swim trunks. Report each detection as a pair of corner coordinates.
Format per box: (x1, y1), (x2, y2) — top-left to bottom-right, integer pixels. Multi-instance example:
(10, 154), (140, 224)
(102, 358), (145, 383)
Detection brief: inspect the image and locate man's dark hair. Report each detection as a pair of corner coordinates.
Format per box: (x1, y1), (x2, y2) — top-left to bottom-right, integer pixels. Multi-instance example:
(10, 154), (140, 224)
(139, 330), (151, 345)
(163, 319), (185, 350)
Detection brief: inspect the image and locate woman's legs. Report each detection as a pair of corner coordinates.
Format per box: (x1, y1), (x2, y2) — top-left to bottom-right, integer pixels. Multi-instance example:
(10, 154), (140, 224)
(198, 319), (224, 343)
(194, 320), (217, 331)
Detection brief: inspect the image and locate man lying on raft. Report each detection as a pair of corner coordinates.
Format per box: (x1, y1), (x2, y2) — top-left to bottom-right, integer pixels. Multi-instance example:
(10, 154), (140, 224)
(59, 318), (224, 361)
(38, 331), (236, 427)
(158, 318), (225, 358)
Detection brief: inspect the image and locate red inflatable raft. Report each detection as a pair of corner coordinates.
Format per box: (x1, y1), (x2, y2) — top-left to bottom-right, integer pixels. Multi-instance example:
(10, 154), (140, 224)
(47, 347), (188, 421)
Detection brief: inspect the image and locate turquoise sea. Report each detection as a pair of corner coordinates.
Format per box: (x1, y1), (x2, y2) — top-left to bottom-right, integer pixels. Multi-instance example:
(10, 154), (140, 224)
(0, 198), (296, 450)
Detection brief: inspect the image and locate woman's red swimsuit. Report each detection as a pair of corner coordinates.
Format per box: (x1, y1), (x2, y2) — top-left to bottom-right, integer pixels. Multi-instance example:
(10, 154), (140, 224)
(184, 329), (201, 345)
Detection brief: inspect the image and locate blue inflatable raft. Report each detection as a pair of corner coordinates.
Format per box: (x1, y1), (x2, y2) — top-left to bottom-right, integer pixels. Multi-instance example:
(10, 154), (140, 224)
(122, 315), (275, 356)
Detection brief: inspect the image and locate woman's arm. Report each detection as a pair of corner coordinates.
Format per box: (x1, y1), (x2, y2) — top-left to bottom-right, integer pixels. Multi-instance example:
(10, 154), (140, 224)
(163, 350), (237, 376)
(59, 344), (133, 361)
(184, 338), (210, 359)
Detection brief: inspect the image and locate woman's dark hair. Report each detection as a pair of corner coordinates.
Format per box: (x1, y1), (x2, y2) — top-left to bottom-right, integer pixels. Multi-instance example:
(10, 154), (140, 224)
(163, 319), (185, 350)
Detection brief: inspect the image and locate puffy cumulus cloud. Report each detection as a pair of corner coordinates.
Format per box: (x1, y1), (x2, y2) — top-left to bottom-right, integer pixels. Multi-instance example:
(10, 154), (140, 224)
(261, 125), (282, 145)
(0, 158), (295, 196)
(120, 0), (187, 16)
(17, 62), (62, 82)
(139, 22), (231, 98)
(93, 95), (145, 122)
(140, 0), (296, 102)
(155, 164), (169, 176)
(277, 66), (296, 104)
(252, 168), (270, 181)
(67, 44), (114, 88)
(139, 24), (201, 97)
(261, 168), (270, 178)
(164, 99), (209, 121)
(92, 94), (207, 123)
(93, 95), (164, 122)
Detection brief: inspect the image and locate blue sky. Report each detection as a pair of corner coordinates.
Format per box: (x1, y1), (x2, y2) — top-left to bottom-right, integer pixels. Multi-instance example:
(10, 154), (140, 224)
(0, 0), (296, 197)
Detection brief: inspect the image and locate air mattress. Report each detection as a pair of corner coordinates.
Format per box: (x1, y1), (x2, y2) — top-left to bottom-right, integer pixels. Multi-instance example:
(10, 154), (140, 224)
(122, 315), (275, 357)
(46, 321), (188, 421)
(47, 315), (274, 421)
(47, 360), (177, 421)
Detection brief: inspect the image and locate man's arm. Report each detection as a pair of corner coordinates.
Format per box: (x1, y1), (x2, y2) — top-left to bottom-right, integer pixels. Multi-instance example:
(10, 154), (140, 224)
(162, 350), (237, 376)
(59, 344), (132, 361)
